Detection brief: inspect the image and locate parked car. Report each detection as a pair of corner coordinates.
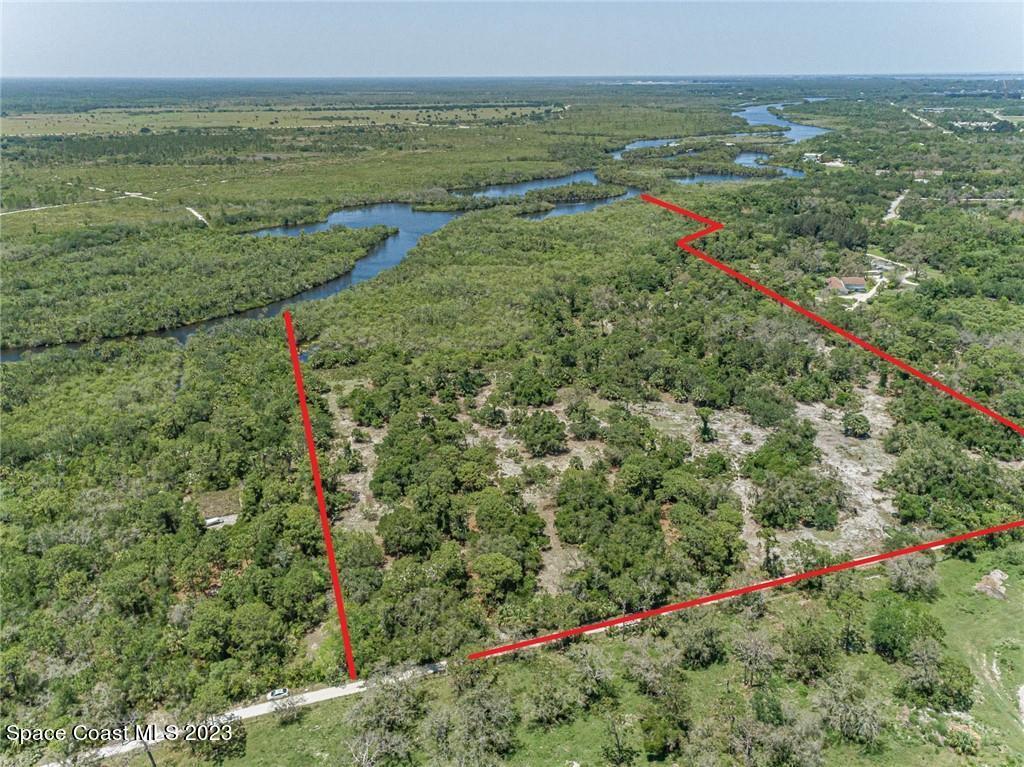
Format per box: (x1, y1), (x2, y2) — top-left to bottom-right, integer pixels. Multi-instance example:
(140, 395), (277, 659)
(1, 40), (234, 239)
(204, 516), (223, 527)
(266, 688), (289, 701)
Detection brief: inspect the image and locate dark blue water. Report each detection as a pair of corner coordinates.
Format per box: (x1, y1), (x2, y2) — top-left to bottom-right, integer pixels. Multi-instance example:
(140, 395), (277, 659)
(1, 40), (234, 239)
(670, 152), (804, 187)
(4, 104), (825, 360)
(243, 116), (820, 312)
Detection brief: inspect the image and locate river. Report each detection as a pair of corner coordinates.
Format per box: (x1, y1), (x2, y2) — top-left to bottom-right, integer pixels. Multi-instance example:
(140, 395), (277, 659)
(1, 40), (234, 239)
(4, 102), (826, 360)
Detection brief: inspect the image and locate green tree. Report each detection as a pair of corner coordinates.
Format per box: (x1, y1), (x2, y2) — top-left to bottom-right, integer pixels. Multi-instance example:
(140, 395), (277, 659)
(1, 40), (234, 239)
(816, 672), (885, 747)
(186, 600), (232, 662)
(783, 613), (840, 680)
(472, 552), (522, 604)
(378, 507), (441, 557)
(513, 411), (566, 456)
(898, 638), (975, 711)
(229, 602), (286, 664)
(696, 407), (717, 443)
(568, 399), (603, 440)
(504, 364), (556, 406)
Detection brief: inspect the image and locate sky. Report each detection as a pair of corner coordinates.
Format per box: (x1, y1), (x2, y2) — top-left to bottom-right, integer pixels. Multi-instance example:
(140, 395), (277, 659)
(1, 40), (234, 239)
(2, 1), (1022, 78)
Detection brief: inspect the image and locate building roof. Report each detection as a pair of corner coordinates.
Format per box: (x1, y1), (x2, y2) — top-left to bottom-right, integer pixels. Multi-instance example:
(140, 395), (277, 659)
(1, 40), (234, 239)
(842, 277), (866, 287)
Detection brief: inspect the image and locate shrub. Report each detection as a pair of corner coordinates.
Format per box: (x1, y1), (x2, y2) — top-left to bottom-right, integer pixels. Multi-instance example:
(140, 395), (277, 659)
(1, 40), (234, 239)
(870, 598), (943, 661)
(842, 411), (871, 438)
(513, 411), (566, 456)
(946, 729), (979, 755)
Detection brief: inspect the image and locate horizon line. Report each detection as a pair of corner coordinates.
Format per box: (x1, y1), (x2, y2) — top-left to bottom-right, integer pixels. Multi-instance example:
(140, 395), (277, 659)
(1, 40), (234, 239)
(3, 72), (1023, 81)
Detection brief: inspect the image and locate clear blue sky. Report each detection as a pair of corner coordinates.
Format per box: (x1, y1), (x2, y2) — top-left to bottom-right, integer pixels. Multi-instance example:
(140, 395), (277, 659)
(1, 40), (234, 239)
(3, 1), (1022, 78)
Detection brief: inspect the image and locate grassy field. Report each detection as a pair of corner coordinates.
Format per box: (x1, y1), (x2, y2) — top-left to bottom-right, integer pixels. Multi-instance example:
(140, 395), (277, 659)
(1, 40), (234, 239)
(1, 103), (747, 235)
(0, 104), (558, 136)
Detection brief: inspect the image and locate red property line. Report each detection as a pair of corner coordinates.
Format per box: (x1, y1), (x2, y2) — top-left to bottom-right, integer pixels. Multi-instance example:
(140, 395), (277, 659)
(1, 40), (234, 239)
(468, 195), (1024, 662)
(640, 193), (1024, 437)
(468, 519), (1024, 660)
(284, 311), (358, 680)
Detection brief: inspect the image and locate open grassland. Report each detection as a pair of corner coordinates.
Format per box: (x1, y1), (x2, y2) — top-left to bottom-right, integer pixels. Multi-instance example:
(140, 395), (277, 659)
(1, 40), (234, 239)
(1, 104), (749, 227)
(0, 104), (559, 136)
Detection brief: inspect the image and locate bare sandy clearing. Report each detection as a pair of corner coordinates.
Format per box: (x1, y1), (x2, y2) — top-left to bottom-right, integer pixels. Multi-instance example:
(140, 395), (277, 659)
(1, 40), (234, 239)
(791, 386), (898, 554)
(883, 189), (909, 221)
(326, 388), (387, 539)
(636, 384), (898, 558)
(526, 483), (584, 594)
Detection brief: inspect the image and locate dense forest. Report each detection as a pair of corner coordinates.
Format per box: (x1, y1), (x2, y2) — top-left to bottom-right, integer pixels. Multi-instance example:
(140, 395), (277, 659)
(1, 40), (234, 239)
(3, 225), (393, 348)
(1, 78), (1023, 766)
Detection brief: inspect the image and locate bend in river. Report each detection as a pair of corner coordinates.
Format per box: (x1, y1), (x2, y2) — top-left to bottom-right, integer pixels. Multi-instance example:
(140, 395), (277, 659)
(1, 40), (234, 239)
(733, 102), (830, 143)
(4, 103), (827, 360)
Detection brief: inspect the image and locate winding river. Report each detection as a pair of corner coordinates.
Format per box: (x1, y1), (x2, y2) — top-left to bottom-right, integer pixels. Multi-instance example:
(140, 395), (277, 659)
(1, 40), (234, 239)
(4, 103), (826, 360)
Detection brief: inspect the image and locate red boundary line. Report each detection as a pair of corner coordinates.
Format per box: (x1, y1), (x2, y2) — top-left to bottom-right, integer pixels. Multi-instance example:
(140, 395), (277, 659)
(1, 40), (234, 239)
(468, 195), (1024, 661)
(641, 193), (1024, 437)
(469, 519), (1024, 660)
(284, 311), (358, 680)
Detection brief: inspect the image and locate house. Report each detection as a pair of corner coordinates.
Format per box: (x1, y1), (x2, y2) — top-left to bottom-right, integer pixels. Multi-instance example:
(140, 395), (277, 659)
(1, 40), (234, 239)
(827, 276), (867, 294)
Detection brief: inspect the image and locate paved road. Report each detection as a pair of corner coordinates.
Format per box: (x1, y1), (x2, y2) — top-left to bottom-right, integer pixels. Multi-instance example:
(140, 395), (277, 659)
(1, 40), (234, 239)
(224, 679), (367, 722)
(39, 664), (445, 766)
(892, 102), (961, 142)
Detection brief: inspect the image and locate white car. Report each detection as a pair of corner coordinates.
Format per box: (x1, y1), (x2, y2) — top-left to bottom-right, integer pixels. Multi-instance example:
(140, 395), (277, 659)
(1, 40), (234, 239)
(266, 688), (289, 701)
(204, 516), (223, 527)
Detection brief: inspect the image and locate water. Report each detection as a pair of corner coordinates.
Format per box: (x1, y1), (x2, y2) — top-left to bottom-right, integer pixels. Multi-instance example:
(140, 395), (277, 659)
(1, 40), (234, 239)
(174, 206), (461, 337)
(611, 138), (679, 160)
(470, 170), (599, 198)
(668, 103), (824, 187)
(732, 103), (830, 143)
(734, 151), (805, 179)
(670, 152), (804, 187)
(674, 172), (751, 185)
(4, 103), (825, 360)
(524, 189), (642, 221)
